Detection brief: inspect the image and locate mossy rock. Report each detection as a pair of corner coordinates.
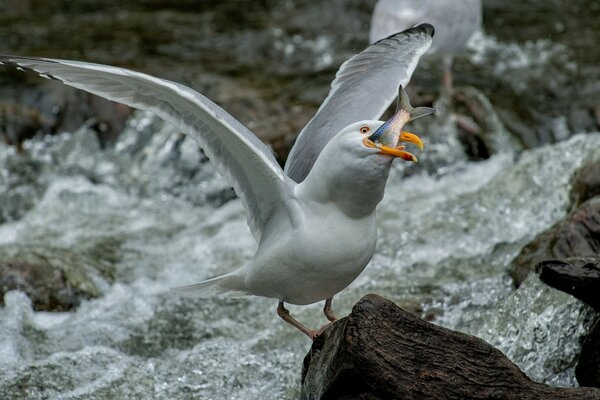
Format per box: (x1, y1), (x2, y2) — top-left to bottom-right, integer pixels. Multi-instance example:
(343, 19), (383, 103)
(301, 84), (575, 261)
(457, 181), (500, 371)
(0, 241), (118, 311)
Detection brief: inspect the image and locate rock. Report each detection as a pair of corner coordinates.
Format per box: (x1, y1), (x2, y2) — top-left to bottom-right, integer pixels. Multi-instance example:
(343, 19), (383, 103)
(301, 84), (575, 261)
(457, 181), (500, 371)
(577, 319), (600, 388)
(535, 257), (600, 388)
(0, 102), (47, 151)
(301, 294), (600, 400)
(571, 159), (600, 208)
(0, 80), (132, 149)
(0, 244), (117, 311)
(536, 257), (600, 311)
(510, 197), (600, 286)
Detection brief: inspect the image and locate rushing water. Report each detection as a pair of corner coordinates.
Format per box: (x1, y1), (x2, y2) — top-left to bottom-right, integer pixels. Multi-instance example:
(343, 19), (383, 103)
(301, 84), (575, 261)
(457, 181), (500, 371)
(1, 1), (599, 398)
(0, 107), (599, 398)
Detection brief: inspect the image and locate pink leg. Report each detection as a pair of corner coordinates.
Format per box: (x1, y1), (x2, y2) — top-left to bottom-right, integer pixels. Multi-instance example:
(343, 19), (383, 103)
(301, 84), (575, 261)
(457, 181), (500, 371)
(323, 297), (338, 322)
(277, 302), (317, 340)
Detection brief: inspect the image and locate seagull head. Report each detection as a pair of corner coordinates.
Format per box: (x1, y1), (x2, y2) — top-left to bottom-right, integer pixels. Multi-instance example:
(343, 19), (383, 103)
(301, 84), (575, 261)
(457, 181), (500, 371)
(298, 87), (433, 218)
(298, 117), (426, 218)
(361, 85), (434, 162)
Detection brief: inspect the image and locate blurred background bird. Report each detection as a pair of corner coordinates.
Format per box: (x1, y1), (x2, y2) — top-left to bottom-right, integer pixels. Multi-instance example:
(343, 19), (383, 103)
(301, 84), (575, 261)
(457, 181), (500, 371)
(369, 0), (482, 94)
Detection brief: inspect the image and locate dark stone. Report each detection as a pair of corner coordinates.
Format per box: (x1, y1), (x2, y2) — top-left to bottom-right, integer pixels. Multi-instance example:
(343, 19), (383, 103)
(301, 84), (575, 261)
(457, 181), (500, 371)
(0, 244), (117, 311)
(536, 257), (600, 311)
(510, 197), (600, 286)
(536, 257), (600, 388)
(571, 159), (600, 208)
(301, 294), (600, 400)
(0, 81), (132, 149)
(577, 319), (600, 388)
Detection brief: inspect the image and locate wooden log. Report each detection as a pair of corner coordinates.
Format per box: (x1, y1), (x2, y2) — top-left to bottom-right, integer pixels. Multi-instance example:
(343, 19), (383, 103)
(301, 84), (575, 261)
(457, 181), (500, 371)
(301, 294), (600, 400)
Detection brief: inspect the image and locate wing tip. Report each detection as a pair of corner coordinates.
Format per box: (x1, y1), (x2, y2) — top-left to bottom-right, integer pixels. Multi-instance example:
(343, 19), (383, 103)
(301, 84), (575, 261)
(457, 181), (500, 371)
(413, 23), (435, 38)
(0, 55), (62, 81)
(371, 22), (435, 46)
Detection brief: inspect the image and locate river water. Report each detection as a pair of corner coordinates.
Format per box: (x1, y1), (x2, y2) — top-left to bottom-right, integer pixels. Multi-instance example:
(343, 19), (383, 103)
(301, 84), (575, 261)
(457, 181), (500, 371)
(1, 1), (599, 399)
(0, 113), (598, 398)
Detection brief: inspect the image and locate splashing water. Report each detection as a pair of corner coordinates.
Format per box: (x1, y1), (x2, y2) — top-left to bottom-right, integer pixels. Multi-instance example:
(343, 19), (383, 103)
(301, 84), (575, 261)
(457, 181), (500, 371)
(0, 111), (599, 398)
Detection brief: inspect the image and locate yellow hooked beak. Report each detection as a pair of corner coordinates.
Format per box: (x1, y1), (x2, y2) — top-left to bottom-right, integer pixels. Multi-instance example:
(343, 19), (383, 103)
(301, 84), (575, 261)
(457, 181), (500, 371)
(399, 131), (424, 151)
(362, 131), (424, 162)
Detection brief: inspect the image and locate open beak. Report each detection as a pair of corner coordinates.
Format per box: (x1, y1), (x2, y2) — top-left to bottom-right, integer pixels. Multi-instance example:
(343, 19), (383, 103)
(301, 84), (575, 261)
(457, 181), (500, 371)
(363, 137), (419, 162)
(399, 131), (424, 151)
(364, 85), (433, 163)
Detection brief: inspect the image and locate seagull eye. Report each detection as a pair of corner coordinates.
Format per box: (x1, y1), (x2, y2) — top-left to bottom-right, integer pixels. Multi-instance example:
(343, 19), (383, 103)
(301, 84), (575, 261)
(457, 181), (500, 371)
(359, 126), (370, 134)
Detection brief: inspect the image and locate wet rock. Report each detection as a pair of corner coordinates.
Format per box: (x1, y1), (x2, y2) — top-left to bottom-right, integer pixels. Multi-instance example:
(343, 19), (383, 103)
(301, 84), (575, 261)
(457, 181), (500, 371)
(0, 80), (132, 149)
(536, 257), (600, 311)
(0, 244), (117, 311)
(576, 319), (600, 388)
(0, 154), (46, 224)
(0, 102), (47, 151)
(535, 257), (600, 388)
(301, 294), (600, 400)
(453, 86), (520, 160)
(570, 158), (600, 208)
(510, 197), (600, 286)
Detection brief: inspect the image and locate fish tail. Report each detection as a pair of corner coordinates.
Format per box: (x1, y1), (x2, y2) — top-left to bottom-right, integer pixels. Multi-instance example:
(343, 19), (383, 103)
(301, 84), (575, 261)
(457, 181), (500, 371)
(397, 85), (435, 122)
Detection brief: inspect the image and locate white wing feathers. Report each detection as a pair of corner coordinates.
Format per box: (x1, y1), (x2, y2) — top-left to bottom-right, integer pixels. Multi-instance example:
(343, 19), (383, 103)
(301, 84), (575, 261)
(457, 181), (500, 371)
(0, 25), (433, 236)
(284, 24), (434, 183)
(0, 56), (288, 241)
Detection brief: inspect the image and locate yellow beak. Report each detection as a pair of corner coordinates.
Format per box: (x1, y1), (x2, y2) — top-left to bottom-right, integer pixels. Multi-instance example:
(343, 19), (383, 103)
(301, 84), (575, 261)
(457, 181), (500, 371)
(363, 137), (419, 162)
(399, 131), (424, 150)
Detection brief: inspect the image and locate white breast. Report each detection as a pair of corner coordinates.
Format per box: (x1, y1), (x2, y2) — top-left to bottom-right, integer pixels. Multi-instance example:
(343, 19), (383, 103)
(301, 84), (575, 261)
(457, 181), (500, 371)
(244, 201), (377, 305)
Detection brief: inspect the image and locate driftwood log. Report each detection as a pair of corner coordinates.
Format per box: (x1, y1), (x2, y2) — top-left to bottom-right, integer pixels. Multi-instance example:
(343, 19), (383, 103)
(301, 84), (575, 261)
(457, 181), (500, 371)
(301, 294), (600, 400)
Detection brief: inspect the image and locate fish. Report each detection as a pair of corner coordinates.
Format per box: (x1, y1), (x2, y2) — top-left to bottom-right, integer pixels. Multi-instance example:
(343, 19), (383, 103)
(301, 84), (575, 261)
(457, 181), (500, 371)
(365, 86), (434, 161)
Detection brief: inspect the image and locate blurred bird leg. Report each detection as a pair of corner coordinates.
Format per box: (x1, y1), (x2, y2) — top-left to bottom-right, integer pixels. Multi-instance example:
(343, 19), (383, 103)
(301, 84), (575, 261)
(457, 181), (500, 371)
(442, 55), (454, 95)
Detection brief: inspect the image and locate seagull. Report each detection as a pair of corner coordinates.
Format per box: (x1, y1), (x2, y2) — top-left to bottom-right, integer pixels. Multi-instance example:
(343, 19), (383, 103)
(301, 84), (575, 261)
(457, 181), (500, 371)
(369, 0), (482, 92)
(0, 24), (434, 339)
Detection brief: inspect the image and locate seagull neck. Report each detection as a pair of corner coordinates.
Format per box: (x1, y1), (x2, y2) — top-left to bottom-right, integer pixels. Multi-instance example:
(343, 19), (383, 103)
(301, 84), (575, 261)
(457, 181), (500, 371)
(297, 156), (391, 219)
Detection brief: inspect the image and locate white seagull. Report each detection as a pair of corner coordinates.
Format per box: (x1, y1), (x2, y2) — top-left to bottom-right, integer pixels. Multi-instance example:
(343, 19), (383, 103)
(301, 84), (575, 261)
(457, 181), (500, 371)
(370, 0), (482, 92)
(0, 24), (434, 339)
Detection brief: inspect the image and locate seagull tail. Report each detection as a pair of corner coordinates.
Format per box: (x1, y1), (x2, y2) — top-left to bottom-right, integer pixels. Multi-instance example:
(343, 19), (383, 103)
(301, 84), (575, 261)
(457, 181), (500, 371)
(397, 85), (435, 122)
(171, 272), (248, 298)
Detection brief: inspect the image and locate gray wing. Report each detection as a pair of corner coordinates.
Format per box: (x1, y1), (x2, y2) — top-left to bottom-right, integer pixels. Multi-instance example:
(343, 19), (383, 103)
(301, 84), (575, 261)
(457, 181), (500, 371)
(0, 56), (290, 242)
(284, 24), (433, 183)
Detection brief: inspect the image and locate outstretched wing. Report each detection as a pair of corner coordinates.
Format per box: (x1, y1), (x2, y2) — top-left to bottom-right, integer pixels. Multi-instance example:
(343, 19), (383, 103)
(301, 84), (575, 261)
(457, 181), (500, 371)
(0, 56), (291, 242)
(285, 24), (433, 183)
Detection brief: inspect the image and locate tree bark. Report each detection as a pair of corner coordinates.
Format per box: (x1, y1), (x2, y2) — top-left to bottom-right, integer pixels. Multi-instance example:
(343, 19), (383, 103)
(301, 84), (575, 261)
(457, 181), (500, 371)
(301, 294), (600, 400)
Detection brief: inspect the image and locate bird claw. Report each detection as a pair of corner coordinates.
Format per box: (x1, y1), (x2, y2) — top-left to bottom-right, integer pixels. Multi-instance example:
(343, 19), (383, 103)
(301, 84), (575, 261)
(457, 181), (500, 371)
(309, 322), (335, 341)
